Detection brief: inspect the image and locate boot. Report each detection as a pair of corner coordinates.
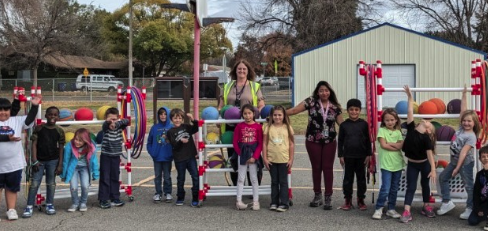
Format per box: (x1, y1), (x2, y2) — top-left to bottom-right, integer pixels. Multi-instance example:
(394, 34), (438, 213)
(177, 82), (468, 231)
(309, 193), (323, 207)
(236, 201), (247, 210)
(357, 198), (367, 211)
(339, 198), (353, 211)
(251, 202), (260, 211)
(323, 195), (332, 210)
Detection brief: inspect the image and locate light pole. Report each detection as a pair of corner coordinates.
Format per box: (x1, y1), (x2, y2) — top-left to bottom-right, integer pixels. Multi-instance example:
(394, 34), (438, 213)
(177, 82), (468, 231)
(220, 47), (228, 83)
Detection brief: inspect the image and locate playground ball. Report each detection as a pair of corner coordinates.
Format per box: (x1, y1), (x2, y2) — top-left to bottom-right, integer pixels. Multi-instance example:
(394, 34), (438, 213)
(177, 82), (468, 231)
(418, 101), (438, 114)
(205, 132), (220, 144)
(65, 132), (75, 143)
(431, 121), (442, 130)
(437, 159), (448, 169)
(260, 105), (274, 119)
(74, 107), (94, 121)
(201, 107), (220, 120)
(96, 106), (111, 120)
(413, 102), (419, 114)
(429, 98), (446, 114)
(59, 108), (74, 121)
(447, 99), (461, 114)
(221, 131), (234, 144)
(208, 154), (225, 169)
(90, 132), (96, 141)
(220, 105), (233, 118)
(224, 106), (241, 120)
(436, 125), (456, 141)
(394, 101), (408, 114)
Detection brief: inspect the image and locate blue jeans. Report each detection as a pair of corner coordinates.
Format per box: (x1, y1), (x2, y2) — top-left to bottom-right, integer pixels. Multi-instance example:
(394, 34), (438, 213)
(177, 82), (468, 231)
(439, 161), (474, 208)
(404, 161), (431, 206)
(27, 159), (58, 205)
(70, 165), (90, 205)
(154, 161), (172, 195)
(174, 158), (198, 202)
(375, 169), (402, 210)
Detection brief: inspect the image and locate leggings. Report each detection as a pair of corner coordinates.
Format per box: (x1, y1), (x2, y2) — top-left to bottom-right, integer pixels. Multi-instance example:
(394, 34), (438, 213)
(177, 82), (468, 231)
(404, 160), (431, 206)
(305, 140), (336, 196)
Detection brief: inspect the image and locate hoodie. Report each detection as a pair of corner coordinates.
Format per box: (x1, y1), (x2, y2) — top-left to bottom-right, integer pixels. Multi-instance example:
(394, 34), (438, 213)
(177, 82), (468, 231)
(147, 107), (173, 162)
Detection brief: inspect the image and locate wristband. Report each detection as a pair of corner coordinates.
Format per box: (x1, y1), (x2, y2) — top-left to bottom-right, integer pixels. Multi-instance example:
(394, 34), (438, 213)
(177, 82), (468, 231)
(31, 160), (39, 166)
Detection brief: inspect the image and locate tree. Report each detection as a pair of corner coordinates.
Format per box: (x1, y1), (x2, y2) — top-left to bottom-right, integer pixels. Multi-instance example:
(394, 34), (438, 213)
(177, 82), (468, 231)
(0, 0), (106, 86)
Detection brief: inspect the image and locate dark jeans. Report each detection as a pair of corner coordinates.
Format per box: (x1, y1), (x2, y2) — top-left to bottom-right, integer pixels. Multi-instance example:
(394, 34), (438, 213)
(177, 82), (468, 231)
(270, 163), (289, 206)
(153, 160), (172, 195)
(469, 203), (488, 226)
(404, 160), (431, 206)
(175, 158), (198, 202)
(342, 157), (366, 199)
(27, 159), (58, 205)
(98, 155), (120, 201)
(305, 140), (336, 196)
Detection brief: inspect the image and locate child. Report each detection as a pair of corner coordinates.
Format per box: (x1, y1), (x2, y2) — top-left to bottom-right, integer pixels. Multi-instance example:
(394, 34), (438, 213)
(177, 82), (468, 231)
(372, 108), (404, 220)
(468, 145), (488, 229)
(61, 128), (99, 212)
(22, 106), (65, 218)
(167, 109), (199, 207)
(98, 107), (129, 209)
(0, 96), (40, 220)
(337, 99), (371, 211)
(233, 104), (263, 210)
(263, 105), (294, 212)
(147, 107), (173, 203)
(400, 85), (437, 223)
(437, 85), (479, 219)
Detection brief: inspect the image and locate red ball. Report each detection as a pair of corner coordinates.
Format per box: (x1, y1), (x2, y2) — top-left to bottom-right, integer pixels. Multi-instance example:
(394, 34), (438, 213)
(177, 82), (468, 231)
(74, 107), (94, 121)
(418, 101), (438, 114)
(429, 98), (446, 114)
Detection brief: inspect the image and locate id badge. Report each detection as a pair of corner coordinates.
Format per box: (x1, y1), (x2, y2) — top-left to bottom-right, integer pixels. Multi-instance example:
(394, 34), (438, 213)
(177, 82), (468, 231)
(322, 125), (329, 137)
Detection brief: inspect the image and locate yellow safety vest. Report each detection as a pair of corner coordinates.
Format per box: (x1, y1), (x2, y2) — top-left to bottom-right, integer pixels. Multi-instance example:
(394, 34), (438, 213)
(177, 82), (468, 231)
(221, 80), (260, 133)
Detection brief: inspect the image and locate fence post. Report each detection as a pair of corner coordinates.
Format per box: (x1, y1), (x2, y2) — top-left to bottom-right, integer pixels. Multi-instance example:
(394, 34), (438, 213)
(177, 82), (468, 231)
(52, 79), (55, 102)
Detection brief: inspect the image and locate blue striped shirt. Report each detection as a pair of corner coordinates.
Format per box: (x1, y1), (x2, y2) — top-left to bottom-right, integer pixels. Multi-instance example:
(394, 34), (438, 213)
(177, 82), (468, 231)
(101, 119), (129, 156)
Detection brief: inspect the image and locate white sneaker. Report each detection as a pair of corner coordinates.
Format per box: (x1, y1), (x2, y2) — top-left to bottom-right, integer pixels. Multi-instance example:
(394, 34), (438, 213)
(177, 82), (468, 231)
(437, 201), (455, 216)
(79, 203), (88, 212)
(67, 204), (78, 212)
(7, 209), (18, 220)
(153, 194), (162, 202)
(386, 209), (401, 219)
(165, 193), (173, 203)
(459, 208), (472, 220)
(372, 208), (383, 220)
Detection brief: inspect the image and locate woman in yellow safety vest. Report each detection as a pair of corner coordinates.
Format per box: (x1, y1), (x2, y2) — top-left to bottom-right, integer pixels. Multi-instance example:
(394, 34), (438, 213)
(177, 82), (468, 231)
(218, 59), (265, 186)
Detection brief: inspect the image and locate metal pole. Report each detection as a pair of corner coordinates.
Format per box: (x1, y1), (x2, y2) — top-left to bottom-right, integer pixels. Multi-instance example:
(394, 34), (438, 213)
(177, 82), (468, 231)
(52, 79), (54, 102)
(193, 18), (200, 119)
(128, 0), (133, 88)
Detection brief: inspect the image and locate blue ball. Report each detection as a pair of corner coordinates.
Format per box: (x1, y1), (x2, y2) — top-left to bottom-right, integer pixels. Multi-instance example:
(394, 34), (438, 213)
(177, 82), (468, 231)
(201, 107), (219, 120)
(395, 101), (408, 115)
(260, 105), (273, 119)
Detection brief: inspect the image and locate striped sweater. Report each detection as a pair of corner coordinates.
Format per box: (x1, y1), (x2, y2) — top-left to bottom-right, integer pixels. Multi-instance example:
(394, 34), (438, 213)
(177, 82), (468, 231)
(101, 119), (129, 156)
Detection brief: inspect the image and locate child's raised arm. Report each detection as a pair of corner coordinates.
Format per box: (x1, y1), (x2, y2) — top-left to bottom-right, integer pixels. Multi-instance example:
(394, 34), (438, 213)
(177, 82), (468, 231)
(460, 84), (467, 115)
(404, 85), (414, 124)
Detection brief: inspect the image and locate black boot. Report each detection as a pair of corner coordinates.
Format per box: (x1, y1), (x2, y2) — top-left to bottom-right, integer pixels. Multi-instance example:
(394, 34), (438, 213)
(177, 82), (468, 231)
(309, 193), (323, 207)
(323, 195), (332, 210)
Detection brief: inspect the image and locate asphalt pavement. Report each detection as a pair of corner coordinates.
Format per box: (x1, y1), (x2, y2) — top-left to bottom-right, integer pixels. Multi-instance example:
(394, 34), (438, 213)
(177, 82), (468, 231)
(0, 136), (480, 231)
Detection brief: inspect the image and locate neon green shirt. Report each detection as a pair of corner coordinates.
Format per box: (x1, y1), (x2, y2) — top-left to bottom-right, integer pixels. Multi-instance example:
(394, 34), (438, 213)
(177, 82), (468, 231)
(377, 127), (405, 172)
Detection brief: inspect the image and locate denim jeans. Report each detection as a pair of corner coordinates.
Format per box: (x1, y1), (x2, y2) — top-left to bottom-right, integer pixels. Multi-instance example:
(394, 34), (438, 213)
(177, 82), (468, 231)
(404, 161), (431, 206)
(439, 161), (474, 208)
(154, 161), (172, 195)
(70, 165), (90, 205)
(375, 169), (402, 210)
(468, 203), (488, 226)
(27, 159), (58, 205)
(270, 163), (289, 206)
(174, 158), (198, 202)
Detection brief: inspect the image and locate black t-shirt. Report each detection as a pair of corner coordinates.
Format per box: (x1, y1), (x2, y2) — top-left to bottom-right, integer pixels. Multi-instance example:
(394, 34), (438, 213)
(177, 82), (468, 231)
(167, 121), (198, 162)
(31, 124), (65, 161)
(402, 121), (433, 160)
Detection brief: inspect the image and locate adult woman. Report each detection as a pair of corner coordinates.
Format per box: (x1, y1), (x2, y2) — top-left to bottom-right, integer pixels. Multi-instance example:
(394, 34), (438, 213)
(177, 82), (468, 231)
(218, 60), (265, 186)
(287, 81), (343, 210)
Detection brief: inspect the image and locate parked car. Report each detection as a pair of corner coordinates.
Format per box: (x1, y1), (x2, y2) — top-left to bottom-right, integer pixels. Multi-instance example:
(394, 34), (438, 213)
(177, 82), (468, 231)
(278, 77), (291, 90)
(260, 77), (279, 86)
(75, 74), (124, 92)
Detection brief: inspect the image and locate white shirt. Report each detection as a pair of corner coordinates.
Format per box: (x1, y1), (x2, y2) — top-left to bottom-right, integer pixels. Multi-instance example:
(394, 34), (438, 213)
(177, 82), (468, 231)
(0, 116), (33, 173)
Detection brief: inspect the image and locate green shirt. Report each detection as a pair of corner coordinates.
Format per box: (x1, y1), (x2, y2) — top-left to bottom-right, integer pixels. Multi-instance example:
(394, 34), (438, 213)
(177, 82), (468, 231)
(377, 127), (405, 172)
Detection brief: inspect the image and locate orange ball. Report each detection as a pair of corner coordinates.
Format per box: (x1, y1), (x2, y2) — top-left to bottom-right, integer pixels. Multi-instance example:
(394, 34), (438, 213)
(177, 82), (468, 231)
(418, 101), (438, 114)
(429, 98), (446, 114)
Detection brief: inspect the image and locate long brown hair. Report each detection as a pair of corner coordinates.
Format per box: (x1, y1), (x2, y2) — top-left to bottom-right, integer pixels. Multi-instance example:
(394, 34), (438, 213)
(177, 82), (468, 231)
(380, 108), (401, 130)
(265, 105), (294, 143)
(229, 59), (256, 81)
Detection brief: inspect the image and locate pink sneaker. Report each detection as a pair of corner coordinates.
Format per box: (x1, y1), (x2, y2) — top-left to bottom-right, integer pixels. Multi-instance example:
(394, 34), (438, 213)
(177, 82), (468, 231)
(421, 204), (436, 218)
(400, 210), (412, 223)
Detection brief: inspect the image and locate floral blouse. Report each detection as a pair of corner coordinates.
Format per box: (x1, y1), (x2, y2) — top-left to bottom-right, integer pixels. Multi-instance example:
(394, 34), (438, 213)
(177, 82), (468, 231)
(303, 96), (342, 144)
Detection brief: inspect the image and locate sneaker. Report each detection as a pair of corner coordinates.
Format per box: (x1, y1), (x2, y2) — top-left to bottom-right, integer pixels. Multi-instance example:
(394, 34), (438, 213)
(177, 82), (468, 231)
(79, 204), (88, 212)
(175, 200), (184, 206)
(45, 204), (56, 215)
(339, 198), (353, 211)
(7, 209), (18, 220)
(386, 209), (401, 219)
(236, 201), (247, 210)
(357, 198), (367, 211)
(459, 208), (472, 220)
(421, 204), (436, 218)
(111, 199), (125, 207)
(22, 206), (33, 218)
(276, 205), (288, 212)
(191, 201), (199, 207)
(99, 200), (112, 209)
(437, 201), (455, 216)
(484, 222), (488, 231)
(153, 194), (162, 202)
(400, 210), (412, 223)
(269, 204), (278, 210)
(372, 208), (383, 220)
(251, 202), (260, 211)
(67, 204), (78, 212)
(309, 193), (323, 207)
(165, 194), (173, 203)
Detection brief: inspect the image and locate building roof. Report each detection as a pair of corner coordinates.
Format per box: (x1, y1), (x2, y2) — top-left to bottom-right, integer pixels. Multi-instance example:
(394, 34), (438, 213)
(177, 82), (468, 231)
(42, 54), (127, 70)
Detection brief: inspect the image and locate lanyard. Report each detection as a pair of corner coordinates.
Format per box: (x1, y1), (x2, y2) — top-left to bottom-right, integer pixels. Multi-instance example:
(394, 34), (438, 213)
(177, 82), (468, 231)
(235, 80), (247, 100)
(319, 100), (330, 125)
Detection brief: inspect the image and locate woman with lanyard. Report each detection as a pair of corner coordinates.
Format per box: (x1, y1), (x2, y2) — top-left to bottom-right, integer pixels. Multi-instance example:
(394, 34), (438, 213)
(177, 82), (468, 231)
(287, 81), (343, 210)
(218, 59), (265, 186)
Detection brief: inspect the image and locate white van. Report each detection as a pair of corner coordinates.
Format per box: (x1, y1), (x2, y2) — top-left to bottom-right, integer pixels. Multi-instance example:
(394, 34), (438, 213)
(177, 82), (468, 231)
(75, 74), (124, 92)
